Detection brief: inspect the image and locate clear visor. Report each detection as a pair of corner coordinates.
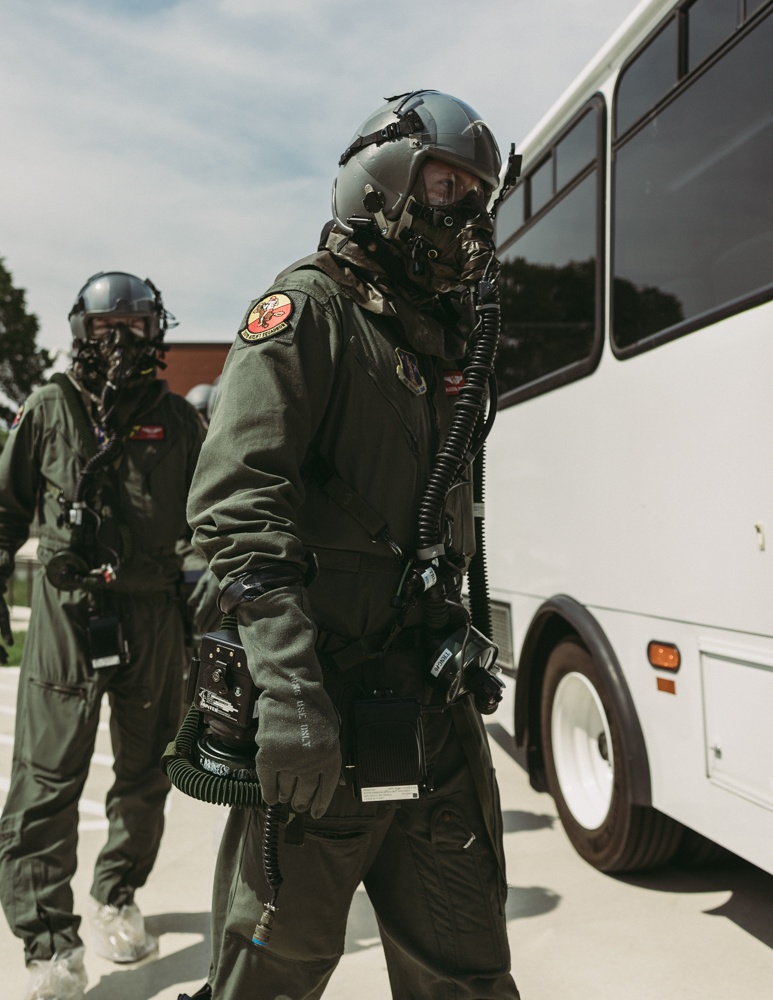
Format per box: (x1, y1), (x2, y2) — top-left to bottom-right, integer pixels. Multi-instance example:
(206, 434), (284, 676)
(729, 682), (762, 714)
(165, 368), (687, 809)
(416, 157), (484, 207)
(88, 316), (149, 340)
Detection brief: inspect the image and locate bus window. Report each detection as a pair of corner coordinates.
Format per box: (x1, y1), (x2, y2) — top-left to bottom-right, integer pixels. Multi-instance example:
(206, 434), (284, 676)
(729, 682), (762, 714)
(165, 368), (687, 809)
(495, 100), (603, 404)
(555, 109), (597, 191)
(687, 0), (740, 70)
(612, 7), (773, 353)
(496, 172), (599, 400)
(494, 182), (524, 239)
(529, 156), (553, 216)
(615, 18), (678, 137)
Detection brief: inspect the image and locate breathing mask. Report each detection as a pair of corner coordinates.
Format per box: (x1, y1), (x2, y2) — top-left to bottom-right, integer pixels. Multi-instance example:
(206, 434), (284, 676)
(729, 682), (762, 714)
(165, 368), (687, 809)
(68, 271), (176, 395)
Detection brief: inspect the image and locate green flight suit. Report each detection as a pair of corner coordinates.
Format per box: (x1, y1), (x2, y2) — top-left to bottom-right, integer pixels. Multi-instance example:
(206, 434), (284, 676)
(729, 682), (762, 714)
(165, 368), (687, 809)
(0, 375), (203, 963)
(188, 248), (520, 999)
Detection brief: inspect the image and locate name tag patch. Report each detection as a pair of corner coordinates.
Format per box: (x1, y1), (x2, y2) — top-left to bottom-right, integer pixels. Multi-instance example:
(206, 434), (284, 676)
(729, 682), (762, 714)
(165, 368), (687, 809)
(443, 371), (465, 395)
(130, 425), (165, 440)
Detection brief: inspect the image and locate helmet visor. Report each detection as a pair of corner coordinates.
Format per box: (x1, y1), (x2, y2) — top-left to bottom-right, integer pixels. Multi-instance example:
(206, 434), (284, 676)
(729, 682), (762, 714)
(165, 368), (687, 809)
(89, 316), (149, 340)
(415, 157), (484, 207)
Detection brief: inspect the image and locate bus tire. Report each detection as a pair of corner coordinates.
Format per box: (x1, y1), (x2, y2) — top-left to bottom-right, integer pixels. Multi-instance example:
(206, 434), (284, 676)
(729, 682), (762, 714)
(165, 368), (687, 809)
(672, 827), (737, 868)
(541, 637), (682, 872)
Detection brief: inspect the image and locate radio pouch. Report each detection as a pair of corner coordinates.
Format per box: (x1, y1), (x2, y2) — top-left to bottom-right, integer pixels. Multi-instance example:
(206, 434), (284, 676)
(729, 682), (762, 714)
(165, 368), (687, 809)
(89, 615), (129, 669)
(350, 697), (432, 802)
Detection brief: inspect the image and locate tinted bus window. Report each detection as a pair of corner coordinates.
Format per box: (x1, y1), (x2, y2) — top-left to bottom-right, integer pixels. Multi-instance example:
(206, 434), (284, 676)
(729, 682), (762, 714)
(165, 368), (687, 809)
(688, 0), (739, 69)
(529, 157), (553, 216)
(495, 183), (524, 241)
(496, 172), (598, 398)
(616, 18), (677, 136)
(556, 109), (596, 190)
(612, 9), (773, 352)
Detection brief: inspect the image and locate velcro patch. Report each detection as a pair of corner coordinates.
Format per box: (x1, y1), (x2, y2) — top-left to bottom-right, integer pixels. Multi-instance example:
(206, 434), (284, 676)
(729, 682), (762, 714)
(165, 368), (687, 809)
(443, 371), (465, 395)
(239, 293), (294, 343)
(130, 425), (165, 440)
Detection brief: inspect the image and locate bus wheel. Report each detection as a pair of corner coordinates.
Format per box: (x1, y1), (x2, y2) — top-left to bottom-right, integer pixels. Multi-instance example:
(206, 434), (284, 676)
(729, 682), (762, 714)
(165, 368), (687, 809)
(541, 637), (682, 872)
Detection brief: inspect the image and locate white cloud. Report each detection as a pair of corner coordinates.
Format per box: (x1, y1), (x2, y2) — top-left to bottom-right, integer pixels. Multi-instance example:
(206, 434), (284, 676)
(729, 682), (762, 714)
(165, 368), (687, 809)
(0, 0), (637, 360)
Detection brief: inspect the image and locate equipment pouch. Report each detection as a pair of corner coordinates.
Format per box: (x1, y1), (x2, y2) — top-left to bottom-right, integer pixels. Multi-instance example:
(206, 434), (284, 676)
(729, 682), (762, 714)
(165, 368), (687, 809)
(349, 697), (432, 802)
(88, 615), (129, 669)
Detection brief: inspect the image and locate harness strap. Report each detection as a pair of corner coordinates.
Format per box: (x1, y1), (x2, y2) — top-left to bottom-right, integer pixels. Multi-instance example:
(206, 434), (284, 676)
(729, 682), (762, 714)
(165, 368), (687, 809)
(316, 625), (426, 671)
(338, 108), (424, 166)
(304, 452), (400, 556)
(49, 373), (99, 459)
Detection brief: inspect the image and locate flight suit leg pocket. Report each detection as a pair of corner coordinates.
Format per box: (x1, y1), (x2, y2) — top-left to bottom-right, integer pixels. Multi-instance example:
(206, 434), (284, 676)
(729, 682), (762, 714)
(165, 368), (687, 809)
(427, 797), (509, 974)
(22, 675), (100, 776)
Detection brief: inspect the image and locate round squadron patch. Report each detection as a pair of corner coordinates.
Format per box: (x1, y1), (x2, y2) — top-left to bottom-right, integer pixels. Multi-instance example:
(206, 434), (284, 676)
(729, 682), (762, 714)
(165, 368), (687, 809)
(239, 293), (294, 343)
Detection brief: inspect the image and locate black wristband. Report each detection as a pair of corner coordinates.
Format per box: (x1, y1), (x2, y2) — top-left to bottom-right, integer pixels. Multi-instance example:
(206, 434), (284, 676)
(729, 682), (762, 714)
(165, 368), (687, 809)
(218, 568), (304, 614)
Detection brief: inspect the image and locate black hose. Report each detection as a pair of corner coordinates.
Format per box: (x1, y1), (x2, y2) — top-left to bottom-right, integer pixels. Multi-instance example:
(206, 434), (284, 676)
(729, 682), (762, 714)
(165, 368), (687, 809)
(417, 282), (500, 551)
(262, 803), (286, 903)
(467, 442), (493, 641)
(162, 703), (264, 809)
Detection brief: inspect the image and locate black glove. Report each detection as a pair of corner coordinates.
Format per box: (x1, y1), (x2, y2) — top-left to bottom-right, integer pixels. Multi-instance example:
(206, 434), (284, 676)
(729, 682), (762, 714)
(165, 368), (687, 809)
(237, 586), (341, 819)
(0, 592), (14, 666)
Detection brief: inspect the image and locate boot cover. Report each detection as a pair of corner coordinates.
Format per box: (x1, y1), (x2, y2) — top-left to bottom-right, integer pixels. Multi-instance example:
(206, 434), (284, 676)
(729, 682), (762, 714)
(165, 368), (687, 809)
(88, 898), (158, 963)
(24, 946), (87, 1000)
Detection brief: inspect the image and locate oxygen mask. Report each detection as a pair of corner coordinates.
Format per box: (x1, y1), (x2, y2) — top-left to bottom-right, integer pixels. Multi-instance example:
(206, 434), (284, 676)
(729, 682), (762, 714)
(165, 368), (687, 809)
(73, 315), (158, 395)
(393, 158), (497, 294)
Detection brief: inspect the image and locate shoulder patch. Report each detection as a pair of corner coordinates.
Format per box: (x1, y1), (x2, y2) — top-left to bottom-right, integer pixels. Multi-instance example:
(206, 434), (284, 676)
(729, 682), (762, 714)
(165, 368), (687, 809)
(239, 293), (294, 344)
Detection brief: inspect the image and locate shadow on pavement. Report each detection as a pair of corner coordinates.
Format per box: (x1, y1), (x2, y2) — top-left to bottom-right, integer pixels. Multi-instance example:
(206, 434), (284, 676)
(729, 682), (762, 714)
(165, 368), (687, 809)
(505, 884), (561, 921)
(85, 912), (210, 1000)
(502, 809), (554, 834)
(617, 857), (773, 949)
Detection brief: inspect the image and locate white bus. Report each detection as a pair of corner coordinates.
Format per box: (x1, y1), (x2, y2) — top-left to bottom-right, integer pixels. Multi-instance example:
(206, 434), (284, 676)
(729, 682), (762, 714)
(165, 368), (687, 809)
(486, 0), (773, 875)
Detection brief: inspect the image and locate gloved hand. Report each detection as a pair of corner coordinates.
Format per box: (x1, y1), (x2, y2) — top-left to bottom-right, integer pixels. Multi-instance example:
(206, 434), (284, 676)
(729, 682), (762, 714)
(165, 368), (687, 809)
(0, 592), (14, 666)
(237, 586), (341, 819)
(187, 567), (222, 635)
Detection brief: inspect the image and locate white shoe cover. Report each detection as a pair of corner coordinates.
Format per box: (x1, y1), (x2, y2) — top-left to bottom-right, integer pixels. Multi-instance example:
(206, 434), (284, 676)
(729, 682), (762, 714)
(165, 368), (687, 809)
(88, 898), (157, 963)
(24, 946), (87, 1000)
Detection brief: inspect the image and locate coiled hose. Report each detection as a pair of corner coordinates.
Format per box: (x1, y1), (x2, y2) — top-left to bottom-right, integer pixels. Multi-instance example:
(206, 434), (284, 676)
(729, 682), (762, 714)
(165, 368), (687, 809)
(416, 282), (500, 552)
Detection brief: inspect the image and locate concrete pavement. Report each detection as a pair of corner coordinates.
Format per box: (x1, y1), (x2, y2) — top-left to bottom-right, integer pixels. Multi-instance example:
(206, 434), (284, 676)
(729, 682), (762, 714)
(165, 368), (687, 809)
(1, 665), (773, 999)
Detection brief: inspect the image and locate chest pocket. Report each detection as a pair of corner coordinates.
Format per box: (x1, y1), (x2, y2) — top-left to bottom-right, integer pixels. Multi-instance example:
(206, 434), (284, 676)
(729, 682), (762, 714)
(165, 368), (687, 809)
(348, 319), (438, 458)
(121, 436), (189, 548)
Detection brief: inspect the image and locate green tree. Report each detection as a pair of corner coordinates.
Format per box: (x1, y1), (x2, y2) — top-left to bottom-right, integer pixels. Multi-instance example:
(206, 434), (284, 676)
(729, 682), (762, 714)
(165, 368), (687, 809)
(0, 257), (54, 424)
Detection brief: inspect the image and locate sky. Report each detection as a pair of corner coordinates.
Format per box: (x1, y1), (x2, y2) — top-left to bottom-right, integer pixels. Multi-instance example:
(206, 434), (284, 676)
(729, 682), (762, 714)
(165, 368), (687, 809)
(0, 0), (638, 364)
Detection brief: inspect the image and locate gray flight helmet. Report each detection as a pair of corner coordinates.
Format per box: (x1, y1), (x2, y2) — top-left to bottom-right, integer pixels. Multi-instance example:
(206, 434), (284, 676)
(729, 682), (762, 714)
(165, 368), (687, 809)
(185, 383), (213, 414)
(332, 90), (502, 236)
(68, 271), (174, 343)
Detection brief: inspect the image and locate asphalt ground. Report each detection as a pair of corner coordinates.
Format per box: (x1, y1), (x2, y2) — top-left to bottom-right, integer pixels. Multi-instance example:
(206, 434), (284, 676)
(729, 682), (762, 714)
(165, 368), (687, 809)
(1, 639), (773, 999)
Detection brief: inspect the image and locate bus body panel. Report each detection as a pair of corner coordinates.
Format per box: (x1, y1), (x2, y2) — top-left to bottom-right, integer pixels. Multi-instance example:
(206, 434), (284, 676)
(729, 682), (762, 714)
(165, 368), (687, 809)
(487, 302), (773, 638)
(487, 0), (773, 874)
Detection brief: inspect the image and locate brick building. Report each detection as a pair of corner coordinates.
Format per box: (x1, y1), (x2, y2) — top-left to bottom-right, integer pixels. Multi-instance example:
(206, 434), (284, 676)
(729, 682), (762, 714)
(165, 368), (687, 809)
(162, 341), (231, 397)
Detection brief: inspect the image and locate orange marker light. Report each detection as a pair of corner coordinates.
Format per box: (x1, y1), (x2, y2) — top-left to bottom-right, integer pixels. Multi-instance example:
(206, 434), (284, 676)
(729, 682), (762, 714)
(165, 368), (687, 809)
(648, 641), (681, 671)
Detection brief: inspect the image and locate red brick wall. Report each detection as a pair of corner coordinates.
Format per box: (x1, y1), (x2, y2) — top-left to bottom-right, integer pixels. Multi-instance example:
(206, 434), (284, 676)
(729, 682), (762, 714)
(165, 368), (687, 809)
(162, 342), (231, 396)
